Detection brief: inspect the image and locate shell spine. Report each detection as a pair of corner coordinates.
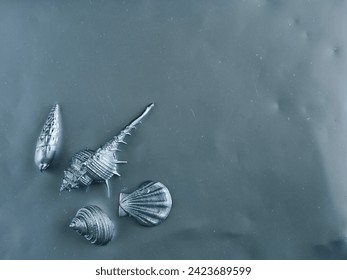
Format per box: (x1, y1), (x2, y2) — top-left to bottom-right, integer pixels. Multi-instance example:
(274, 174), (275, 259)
(70, 205), (114, 246)
(119, 181), (172, 226)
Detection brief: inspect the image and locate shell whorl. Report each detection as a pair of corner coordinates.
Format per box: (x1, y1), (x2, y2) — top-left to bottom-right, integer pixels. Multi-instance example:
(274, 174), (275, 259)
(70, 205), (114, 245)
(35, 103), (61, 171)
(119, 181), (172, 226)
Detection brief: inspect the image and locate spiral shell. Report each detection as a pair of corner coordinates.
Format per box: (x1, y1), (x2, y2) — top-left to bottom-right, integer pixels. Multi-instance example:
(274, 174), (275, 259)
(69, 205), (114, 245)
(119, 181), (172, 226)
(61, 103), (154, 197)
(35, 104), (62, 171)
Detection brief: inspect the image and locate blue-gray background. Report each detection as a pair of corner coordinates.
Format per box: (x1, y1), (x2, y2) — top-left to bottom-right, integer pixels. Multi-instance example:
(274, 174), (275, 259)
(1, 0), (347, 259)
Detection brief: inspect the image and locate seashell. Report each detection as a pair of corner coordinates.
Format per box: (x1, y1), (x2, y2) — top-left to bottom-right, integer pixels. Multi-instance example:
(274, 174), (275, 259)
(69, 205), (114, 246)
(35, 104), (62, 171)
(60, 103), (154, 197)
(119, 181), (172, 226)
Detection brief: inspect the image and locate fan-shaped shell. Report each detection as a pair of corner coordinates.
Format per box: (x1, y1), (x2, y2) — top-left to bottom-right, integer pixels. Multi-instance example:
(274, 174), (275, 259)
(70, 205), (114, 245)
(35, 103), (62, 171)
(119, 181), (172, 226)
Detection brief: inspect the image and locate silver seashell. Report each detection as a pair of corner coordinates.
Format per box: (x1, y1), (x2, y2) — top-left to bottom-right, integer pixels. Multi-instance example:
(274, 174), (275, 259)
(69, 205), (114, 246)
(61, 103), (154, 197)
(119, 181), (172, 226)
(35, 104), (62, 171)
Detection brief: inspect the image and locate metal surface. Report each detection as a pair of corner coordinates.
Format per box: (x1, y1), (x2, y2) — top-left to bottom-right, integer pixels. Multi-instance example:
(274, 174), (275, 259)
(1, 0), (347, 259)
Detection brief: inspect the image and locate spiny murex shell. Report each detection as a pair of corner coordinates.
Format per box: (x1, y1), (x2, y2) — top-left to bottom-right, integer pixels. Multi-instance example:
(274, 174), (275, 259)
(70, 205), (114, 246)
(35, 103), (62, 171)
(60, 103), (154, 197)
(119, 181), (172, 226)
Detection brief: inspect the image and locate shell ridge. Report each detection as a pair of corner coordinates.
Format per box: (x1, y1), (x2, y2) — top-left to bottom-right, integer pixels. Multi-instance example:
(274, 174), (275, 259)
(122, 184), (166, 199)
(120, 192), (163, 203)
(122, 200), (171, 208)
(136, 216), (158, 226)
(122, 204), (170, 217)
(121, 186), (170, 203)
(86, 161), (110, 180)
(124, 190), (168, 201)
(123, 209), (168, 223)
(133, 213), (164, 226)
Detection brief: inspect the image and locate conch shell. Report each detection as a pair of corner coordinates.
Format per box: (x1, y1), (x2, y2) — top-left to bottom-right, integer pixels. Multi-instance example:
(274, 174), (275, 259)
(61, 103), (154, 197)
(35, 104), (62, 171)
(70, 205), (114, 245)
(119, 181), (172, 226)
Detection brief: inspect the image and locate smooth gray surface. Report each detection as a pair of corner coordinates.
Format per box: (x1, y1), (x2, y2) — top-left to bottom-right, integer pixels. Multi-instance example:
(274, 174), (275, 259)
(1, 0), (347, 259)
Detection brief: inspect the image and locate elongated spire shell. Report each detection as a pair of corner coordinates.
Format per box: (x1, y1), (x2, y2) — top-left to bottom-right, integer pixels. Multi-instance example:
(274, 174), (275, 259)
(35, 104), (62, 171)
(60, 103), (154, 196)
(100, 103), (154, 153)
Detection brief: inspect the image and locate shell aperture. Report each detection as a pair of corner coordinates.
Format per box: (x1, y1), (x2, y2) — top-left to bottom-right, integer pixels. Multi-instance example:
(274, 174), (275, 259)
(60, 103), (154, 195)
(35, 103), (62, 171)
(70, 205), (114, 245)
(119, 181), (172, 226)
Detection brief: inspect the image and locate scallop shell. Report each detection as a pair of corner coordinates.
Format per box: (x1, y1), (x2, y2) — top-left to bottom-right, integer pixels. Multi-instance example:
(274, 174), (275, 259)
(35, 104), (62, 171)
(119, 181), (172, 226)
(60, 103), (154, 197)
(69, 205), (114, 246)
